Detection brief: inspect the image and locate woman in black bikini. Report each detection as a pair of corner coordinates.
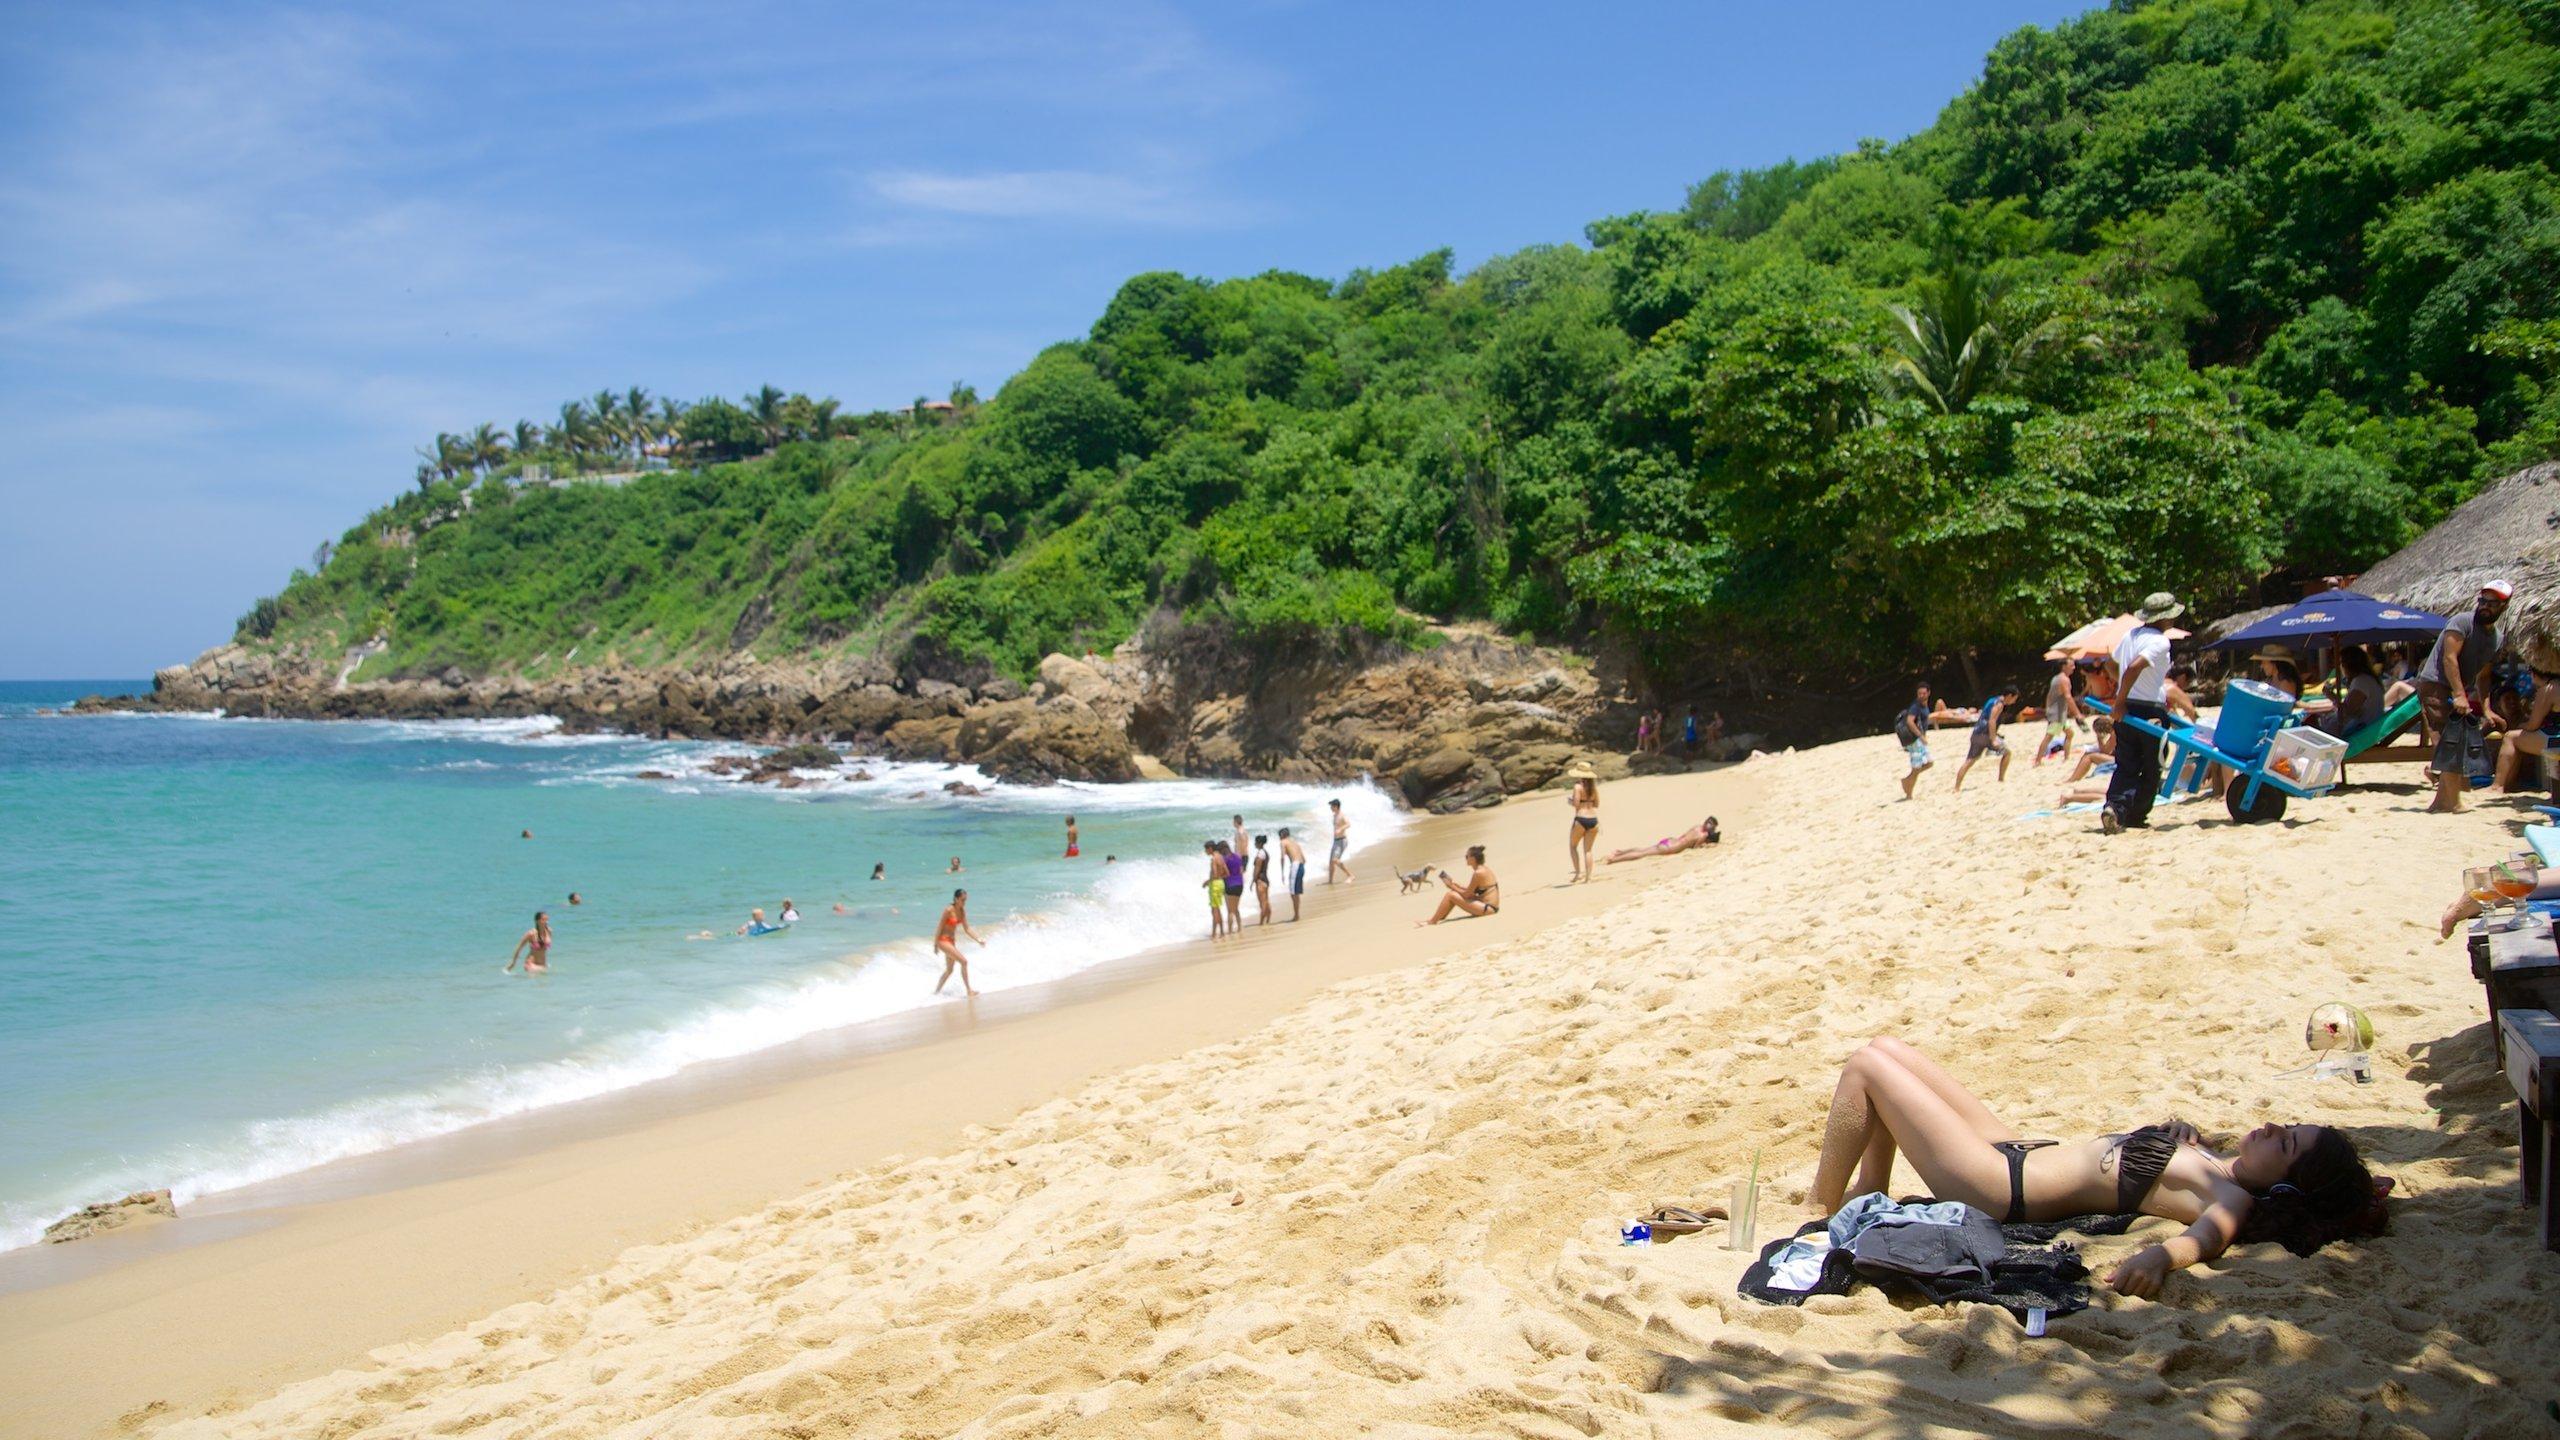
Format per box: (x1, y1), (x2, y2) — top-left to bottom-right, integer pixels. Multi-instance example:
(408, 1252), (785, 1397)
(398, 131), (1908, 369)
(1419, 845), (1500, 926)
(1809, 1037), (2388, 1296)
(1565, 765), (1600, 883)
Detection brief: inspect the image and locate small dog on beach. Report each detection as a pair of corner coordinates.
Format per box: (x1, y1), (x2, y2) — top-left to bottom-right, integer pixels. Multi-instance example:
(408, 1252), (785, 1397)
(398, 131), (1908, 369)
(1396, 864), (1439, 893)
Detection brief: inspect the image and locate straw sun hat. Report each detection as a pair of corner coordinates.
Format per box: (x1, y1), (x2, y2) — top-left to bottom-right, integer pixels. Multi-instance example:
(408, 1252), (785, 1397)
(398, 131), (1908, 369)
(1565, 762), (1599, 781)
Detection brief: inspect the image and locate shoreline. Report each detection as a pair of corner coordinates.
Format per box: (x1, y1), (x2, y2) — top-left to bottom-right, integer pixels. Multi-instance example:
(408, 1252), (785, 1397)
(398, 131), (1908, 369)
(0, 764), (1765, 1439)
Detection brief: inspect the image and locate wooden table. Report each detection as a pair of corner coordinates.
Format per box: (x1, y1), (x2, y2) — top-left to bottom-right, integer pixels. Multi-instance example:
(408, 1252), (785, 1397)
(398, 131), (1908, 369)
(2468, 914), (2560, 1071)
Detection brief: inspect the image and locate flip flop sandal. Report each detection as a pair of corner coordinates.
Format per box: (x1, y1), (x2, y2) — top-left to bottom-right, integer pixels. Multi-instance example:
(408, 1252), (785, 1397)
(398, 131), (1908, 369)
(1643, 1205), (1728, 1237)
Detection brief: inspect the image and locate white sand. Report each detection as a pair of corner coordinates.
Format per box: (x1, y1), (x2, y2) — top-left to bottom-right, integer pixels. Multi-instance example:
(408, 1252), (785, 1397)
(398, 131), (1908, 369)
(23, 733), (2560, 1436)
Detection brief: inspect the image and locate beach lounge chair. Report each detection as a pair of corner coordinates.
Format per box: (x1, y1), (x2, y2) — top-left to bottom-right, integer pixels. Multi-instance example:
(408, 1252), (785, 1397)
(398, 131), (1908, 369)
(2338, 693), (2427, 779)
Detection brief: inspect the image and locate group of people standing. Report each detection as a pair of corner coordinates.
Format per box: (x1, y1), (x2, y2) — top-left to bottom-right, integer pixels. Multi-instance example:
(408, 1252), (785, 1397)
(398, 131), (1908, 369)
(1888, 579), (2539, 827)
(1202, 799), (1354, 938)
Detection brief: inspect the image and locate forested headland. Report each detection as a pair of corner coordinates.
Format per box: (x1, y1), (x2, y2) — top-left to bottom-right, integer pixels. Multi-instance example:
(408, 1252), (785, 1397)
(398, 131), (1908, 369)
(236, 0), (2560, 695)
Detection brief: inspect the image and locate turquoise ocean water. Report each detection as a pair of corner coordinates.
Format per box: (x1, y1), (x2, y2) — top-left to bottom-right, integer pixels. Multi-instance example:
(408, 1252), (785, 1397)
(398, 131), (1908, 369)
(0, 679), (1401, 1251)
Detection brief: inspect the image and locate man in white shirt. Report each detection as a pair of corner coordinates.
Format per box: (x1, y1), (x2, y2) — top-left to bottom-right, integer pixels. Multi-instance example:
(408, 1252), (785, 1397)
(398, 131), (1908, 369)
(2101, 592), (2182, 834)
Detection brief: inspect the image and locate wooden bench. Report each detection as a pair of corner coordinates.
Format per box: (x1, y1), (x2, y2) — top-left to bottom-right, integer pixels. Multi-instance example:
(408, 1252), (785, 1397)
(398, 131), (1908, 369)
(2497, 1007), (2560, 1251)
(2468, 916), (2560, 1072)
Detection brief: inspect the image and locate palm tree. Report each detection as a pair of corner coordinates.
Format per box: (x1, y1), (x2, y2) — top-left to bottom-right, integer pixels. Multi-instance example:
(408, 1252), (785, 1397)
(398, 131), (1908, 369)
(622, 387), (652, 458)
(513, 419), (542, 455)
(465, 422), (505, 474)
(747, 385), (787, 449)
(1884, 265), (2005, 415)
(555, 401), (592, 461)
(807, 396), (841, 442)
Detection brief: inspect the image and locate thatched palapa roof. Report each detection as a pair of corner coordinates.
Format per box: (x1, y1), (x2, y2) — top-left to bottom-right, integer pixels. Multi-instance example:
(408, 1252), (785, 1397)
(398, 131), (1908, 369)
(2357, 461), (2560, 667)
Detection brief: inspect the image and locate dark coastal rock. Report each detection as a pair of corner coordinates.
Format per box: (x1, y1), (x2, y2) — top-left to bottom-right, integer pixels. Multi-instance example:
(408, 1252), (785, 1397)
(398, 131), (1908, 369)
(44, 1189), (175, 1244)
(883, 715), (963, 763)
(635, 770), (677, 781)
(943, 780), (985, 796)
(953, 698), (1138, 784)
(762, 742), (842, 771)
(1398, 746), (1506, 813)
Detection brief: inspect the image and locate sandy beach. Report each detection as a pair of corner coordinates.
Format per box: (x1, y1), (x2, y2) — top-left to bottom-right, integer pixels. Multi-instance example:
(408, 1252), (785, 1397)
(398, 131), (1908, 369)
(9, 732), (2558, 1438)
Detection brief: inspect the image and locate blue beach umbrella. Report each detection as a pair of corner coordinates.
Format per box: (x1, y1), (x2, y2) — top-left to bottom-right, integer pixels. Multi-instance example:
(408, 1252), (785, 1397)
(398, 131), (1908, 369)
(2208, 588), (2447, 652)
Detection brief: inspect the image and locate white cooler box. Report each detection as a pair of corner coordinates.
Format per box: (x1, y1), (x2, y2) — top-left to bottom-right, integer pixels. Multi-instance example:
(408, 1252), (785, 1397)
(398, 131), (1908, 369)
(2266, 725), (2347, 789)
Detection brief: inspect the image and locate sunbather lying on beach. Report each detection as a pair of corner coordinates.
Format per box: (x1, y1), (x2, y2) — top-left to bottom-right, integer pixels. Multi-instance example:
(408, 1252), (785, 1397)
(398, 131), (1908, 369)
(1604, 817), (1719, 864)
(1810, 1037), (2389, 1296)
(1928, 700), (1980, 727)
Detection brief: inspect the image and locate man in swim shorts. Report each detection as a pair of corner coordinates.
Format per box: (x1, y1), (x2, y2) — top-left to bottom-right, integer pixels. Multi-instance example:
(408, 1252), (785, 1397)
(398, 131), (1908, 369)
(507, 911), (552, 974)
(1951, 682), (2020, 793)
(2034, 657), (2084, 768)
(1278, 827), (1307, 921)
(1894, 684), (1934, 800)
(1326, 798), (1353, 886)
(933, 888), (984, 996)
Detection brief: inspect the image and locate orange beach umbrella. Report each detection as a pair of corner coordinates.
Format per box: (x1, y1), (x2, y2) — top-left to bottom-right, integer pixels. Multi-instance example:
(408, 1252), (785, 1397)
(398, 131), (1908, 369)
(2044, 613), (2190, 661)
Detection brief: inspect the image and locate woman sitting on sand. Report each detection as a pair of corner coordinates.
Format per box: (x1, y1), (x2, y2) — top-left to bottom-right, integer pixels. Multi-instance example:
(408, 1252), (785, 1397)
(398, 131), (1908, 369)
(1812, 1037), (2389, 1297)
(1418, 845), (1500, 925)
(1603, 817), (1719, 864)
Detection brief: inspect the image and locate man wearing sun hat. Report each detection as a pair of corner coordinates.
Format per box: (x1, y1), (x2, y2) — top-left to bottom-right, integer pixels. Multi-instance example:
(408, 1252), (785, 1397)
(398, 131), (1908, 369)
(2416, 579), (2514, 813)
(2100, 591), (2182, 834)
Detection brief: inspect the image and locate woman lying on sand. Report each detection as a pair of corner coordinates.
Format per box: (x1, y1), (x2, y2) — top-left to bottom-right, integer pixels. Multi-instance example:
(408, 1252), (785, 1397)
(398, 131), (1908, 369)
(1603, 817), (1719, 864)
(1812, 1037), (2389, 1297)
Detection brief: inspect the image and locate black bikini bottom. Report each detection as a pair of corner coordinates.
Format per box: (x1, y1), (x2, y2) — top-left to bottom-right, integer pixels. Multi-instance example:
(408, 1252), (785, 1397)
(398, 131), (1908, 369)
(1992, 1140), (2058, 1223)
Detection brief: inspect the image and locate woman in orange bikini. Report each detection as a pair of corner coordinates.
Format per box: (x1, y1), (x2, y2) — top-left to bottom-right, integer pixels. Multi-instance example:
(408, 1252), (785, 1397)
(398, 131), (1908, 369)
(932, 889), (984, 997)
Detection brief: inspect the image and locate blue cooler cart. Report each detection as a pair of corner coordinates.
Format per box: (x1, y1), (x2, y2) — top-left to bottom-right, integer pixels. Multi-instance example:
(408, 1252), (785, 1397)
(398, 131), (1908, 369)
(2098, 678), (2347, 823)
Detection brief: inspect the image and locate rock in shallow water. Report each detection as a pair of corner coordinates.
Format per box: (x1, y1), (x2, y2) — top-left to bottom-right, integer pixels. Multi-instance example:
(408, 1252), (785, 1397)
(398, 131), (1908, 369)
(44, 1190), (175, 1244)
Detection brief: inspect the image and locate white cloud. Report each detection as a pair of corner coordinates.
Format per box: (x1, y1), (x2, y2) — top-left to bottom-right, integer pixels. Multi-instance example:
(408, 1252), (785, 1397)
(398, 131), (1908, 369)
(867, 167), (1232, 226)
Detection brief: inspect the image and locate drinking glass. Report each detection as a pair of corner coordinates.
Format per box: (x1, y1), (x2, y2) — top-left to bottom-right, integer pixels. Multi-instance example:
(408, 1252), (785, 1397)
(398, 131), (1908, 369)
(2495, 854), (2542, 929)
(2466, 867), (2504, 930)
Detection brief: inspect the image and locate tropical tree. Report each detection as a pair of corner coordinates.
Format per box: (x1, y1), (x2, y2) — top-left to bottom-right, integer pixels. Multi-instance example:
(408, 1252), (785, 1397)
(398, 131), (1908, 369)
(747, 385), (787, 448)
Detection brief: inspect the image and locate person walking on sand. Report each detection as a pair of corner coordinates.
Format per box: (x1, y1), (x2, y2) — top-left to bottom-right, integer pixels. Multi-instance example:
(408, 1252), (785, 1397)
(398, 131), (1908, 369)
(931, 889), (984, 996)
(1064, 815), (1079, 858)
(2034, 656), (2084, 768)
(2100, 592), (2182, 834)
(1252, 834), (1273, 925)
(506, 911), (552, 974)
(1230, 814), (1248, 859)
(1326, 798), (1354, 885)
(1203, 841), (1229, 939)
(1278, 828), (1307, 921)
(1895, 684), (1934, 800)
(1564, 763), (1601, 882)
(1951, 682), (2021, 792)
(1419, 845), (1501, 926)
(2417, 580), (2513, 814)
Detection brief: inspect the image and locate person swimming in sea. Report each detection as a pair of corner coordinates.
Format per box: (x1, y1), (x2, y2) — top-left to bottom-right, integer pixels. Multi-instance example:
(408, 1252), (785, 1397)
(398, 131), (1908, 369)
(932, 888), (985, 997)
(871, 863), (886, 881)
(506, 911), (552, 974)
(948, 856), (964, 874)
(567, 891), (582, 906)
(737, 907), (784, 936)
(779, 899), (800, 925)
(1065, 814), (1080, 858)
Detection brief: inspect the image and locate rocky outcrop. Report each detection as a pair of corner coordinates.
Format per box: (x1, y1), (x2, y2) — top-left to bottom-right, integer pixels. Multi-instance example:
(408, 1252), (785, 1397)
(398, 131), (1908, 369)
(82, 623), (1680, 802)
(44, 1190), (175, 1244)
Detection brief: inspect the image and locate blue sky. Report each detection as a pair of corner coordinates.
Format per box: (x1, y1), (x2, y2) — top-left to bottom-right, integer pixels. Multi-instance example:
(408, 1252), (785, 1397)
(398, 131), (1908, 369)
(0, 0), (2088, 677)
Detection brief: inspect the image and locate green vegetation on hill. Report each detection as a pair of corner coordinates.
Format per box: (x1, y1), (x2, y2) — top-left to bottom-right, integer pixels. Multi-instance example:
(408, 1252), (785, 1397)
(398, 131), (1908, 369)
(246, 0), (2560, 686)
